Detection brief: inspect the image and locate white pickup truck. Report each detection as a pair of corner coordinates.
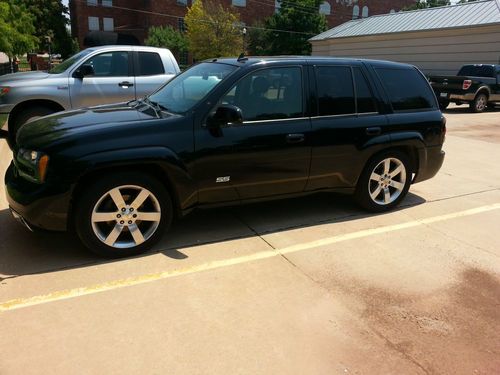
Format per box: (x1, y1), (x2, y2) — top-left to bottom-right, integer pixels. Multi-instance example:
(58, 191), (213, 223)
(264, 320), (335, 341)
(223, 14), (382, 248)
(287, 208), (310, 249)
(0, 45), (180, 144)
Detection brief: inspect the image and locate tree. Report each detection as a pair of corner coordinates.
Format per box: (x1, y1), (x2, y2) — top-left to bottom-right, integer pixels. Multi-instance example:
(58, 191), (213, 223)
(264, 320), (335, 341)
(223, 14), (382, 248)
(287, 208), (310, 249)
(185, 0), (243, 60)
(146, 25), (188, 58)
(257, 0), (327, 56)
(403, 0), (450, 10)
(0, 0), (38, 65)
(18, 0), (75, 58)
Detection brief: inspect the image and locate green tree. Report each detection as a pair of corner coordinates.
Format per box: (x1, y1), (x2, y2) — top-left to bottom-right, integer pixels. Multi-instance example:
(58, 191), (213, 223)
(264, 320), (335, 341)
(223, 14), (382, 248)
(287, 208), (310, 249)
(403, 0), (450, 10)
(185, 0), (242, 60)
(146, 25), (188, 58)
(258, 0), (327, 55)
(19, 0), (75, 58)
(0, 1), (38, 63)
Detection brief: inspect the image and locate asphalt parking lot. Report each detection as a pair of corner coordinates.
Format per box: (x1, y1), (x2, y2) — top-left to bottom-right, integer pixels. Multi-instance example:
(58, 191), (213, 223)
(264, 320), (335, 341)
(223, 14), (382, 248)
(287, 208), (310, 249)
(1, 104), (499, 374)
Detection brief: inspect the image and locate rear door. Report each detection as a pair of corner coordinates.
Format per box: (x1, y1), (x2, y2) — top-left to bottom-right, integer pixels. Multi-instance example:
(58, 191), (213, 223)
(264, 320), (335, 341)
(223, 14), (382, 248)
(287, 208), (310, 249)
(69, 50), (135, 109)
(133, 51), (177, 99)
(306, 63), (389, 190)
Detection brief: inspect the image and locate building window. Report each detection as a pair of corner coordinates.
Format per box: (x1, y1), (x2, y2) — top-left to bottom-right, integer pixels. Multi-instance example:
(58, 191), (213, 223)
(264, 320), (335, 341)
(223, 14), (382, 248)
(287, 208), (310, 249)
(362, 5), (368, 17)
(352, 5), (359, 19)
(103, 17), (114, 31)
(319, 1), (331, 15)
(232, 0), (246, 7)
(102, 0), (112, 7)
(177, 0), (187, 6)
(178, 18), (186, 33)
(87, 0), (97, 6)
(88, 16), (99, 31)
(275, 0), (281, 13)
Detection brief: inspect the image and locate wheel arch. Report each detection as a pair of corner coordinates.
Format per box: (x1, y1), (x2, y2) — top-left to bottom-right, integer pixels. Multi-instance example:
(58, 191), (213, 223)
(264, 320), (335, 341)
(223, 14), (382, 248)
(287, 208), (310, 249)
(8, 99), (65, 129)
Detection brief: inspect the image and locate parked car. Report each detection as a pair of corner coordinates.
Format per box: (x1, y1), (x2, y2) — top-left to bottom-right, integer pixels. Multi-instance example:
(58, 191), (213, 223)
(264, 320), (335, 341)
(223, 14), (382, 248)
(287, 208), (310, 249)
(0, 45), (180, 145)
(4, 56), (446, 258)
(429, 64), (500, 112)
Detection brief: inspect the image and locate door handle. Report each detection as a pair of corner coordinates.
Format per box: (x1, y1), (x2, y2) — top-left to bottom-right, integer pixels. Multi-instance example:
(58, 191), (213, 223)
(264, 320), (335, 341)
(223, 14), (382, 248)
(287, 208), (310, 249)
(286, 133), (305, 144)
(366, 127), (381, 136)
(118, 81), (134, 88)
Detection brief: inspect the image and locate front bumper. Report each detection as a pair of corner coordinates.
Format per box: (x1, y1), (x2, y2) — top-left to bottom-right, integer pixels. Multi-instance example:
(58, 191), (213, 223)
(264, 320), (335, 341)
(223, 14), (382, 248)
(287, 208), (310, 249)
(413, 146), (445, 184)
(5, 162), (72, 231)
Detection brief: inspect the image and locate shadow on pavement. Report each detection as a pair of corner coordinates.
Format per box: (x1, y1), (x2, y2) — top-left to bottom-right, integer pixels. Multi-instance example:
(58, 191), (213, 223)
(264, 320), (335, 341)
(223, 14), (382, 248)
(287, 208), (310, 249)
(0, 192), (426, 278)
(442, 105), (499, 114)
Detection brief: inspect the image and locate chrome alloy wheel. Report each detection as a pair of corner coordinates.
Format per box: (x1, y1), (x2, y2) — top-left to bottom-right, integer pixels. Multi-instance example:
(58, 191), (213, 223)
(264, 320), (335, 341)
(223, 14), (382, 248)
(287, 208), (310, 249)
(475, 95), (487, 112)
(368, 158), (407, 205)
(91, 185), (161, 249)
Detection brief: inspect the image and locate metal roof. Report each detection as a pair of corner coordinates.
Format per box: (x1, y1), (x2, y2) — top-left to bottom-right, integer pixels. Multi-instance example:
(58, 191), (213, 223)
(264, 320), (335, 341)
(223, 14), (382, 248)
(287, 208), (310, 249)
(310, 0), (500, 41)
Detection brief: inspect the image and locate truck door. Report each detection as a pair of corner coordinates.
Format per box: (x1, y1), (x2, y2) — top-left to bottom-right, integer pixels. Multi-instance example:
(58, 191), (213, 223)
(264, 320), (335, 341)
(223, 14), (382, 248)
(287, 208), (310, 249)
(69, 50), (135, 109)
(133, 51), (177, 99)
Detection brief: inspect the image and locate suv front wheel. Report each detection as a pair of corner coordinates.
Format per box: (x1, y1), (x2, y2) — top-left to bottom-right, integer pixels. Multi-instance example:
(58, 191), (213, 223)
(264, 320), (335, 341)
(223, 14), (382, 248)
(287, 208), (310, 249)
(75, 172), (172, 258)
(355, 151), (412, 212)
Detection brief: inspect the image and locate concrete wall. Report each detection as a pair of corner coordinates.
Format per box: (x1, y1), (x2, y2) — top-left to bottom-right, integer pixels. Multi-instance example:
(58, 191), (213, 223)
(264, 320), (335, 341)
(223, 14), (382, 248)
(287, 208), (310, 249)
(311, 25), (500, 75)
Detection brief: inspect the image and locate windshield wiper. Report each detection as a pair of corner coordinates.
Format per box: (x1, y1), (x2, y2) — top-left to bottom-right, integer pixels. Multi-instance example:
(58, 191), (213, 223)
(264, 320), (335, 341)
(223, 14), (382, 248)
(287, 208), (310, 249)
(146, 98), (169, 112)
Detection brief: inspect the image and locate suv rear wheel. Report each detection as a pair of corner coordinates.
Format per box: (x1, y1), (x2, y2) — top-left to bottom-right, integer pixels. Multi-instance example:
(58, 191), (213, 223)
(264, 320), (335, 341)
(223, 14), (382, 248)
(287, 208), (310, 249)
(470, 93), (488, 113)
(75, 172), (172, 258)
(355, 151), (412, 212)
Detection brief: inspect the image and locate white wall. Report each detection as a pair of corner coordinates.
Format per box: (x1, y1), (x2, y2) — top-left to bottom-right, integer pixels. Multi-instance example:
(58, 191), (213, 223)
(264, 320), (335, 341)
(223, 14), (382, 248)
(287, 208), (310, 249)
(311, 25), (500, 75)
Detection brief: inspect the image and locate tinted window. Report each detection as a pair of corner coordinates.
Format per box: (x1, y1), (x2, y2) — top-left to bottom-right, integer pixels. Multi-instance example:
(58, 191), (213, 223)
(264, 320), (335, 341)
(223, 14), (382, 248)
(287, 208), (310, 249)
(84, 51), (129, 77)
(457, 65), (495, 78)
(221, 67), (303, 122)
(353, 67), (377, 113)
(376, 68), (435, 111)
(316, 66), (355, 116)
(137, 52), (165, 76)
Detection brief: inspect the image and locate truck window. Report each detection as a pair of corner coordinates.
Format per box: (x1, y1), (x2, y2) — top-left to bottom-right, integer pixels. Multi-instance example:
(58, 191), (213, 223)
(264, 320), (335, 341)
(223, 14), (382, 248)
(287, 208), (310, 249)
(137, 52), (165, 76)
(376, 68), (435, 111)
(353, 67), (377, 113)
(316, 66), (355, 116)
(84, 51), (130, 77)
(457, 65), (495, 78)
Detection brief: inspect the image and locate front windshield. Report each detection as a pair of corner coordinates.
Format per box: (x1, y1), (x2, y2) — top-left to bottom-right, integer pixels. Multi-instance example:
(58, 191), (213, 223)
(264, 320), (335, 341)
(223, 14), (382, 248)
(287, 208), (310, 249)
(48, 49), (93, 74)
(148, 62), (237, 114)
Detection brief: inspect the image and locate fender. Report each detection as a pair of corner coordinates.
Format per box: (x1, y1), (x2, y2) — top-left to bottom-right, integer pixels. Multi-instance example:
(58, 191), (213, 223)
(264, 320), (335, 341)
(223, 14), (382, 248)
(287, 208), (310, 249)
(474, 85), (491, 97)
(71, 146), (198, 211)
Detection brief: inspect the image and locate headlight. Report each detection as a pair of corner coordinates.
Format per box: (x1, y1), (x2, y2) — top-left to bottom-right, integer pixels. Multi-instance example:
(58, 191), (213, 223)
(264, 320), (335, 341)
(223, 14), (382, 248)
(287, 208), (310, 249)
(17, 148), (50, 183)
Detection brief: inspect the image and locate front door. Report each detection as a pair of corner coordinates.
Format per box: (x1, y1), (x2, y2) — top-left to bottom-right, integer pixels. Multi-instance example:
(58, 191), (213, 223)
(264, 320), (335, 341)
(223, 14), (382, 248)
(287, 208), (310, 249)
(195, 66), (312, 203)
(69, 50), (135, 109)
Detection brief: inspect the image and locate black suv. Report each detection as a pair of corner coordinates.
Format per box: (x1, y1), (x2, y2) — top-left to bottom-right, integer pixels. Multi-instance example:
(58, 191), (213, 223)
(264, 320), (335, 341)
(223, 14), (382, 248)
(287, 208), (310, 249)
(4, 57), (445, 257)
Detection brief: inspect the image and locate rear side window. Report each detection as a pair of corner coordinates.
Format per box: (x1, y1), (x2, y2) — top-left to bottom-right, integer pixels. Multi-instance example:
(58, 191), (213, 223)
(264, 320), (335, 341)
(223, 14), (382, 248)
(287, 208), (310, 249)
(353, 67), (377, 113)
(457, 65), (494, 77)
(376, 68), (436, 111)
(316, 66), (355, 115)
(137, 52), (165, 76)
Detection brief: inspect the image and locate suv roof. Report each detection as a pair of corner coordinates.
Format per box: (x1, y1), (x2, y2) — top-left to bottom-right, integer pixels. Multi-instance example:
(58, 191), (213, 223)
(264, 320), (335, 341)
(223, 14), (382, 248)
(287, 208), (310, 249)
(207, 56), (414, 69)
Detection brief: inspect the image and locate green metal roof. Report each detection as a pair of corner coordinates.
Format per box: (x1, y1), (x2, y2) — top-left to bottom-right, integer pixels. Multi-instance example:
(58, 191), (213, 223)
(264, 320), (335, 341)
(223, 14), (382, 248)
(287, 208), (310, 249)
(310, 0), (500, 41)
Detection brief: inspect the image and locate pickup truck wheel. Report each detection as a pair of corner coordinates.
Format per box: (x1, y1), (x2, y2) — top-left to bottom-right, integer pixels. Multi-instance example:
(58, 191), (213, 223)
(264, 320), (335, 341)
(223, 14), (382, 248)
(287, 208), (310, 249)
(8, 106), (56, 146)
(355, 151), (411, 212)
(75, 172), (172, 258)
(439, 101), (449, 110)
(470, 93), (488, 113)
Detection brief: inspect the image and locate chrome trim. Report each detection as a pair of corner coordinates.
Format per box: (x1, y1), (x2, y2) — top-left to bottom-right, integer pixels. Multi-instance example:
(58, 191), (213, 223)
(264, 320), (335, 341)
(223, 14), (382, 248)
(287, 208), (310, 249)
(242, 116), (310, 124)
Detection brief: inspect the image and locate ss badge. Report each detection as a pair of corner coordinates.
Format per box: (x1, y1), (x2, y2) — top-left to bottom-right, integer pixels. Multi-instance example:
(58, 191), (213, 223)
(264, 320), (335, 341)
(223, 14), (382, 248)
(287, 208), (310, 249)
(216, 176), (231, 183)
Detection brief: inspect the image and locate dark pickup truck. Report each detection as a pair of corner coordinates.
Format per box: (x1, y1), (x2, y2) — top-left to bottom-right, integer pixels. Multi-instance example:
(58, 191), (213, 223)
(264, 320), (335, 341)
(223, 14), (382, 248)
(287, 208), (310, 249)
(429, 64), (500, 112)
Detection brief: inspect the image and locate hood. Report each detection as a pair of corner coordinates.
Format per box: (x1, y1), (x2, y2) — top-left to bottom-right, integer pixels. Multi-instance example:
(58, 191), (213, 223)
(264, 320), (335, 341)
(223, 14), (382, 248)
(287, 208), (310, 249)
(0, 71), (51, 84)
(16, 102), (163, 148)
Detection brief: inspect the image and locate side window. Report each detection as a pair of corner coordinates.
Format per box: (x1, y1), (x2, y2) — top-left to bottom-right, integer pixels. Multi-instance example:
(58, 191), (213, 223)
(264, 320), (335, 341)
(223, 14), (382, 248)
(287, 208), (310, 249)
(316, 66), (355, 116)
(376, 68), (436, 111)
(84, 51), (129, 77)
(137, 52), (165, 76)
(353, 67), (377, 113)
(221, 67), (303, 122)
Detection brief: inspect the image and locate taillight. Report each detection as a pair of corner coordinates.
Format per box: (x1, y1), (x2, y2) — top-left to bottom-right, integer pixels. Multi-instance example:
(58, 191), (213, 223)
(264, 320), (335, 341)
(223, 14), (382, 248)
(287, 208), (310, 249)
(462, 80), (472, 90)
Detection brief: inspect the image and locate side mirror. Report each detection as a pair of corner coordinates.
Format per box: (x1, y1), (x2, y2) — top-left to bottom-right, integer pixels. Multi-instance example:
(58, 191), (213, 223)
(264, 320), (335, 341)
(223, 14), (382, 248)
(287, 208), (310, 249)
(73, 64), (95, 79)
(206, 104), (243, 129)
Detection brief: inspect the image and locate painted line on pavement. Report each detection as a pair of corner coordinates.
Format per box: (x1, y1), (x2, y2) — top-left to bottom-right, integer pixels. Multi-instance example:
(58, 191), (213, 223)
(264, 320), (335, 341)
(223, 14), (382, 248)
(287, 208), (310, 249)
(1, 202), (499, 312)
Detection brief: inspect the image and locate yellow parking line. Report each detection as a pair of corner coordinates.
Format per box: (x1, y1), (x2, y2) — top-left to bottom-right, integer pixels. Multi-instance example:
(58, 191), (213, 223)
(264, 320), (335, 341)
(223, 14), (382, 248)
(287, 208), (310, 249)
(1, 203), (499, 312)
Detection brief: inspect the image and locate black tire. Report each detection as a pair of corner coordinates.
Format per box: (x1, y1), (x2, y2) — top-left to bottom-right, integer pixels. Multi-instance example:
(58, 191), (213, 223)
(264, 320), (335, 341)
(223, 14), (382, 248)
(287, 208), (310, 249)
(439, 101), (449, 110)
(469, 93), (488, 113)
(8, 106), (56, 146)
(74, 172), (173, 258)
(354, 151), (412, 212)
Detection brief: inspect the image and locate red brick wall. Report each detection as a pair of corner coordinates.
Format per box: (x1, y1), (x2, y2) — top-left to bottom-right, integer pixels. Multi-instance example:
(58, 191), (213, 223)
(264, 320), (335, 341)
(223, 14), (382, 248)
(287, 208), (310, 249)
(70, 0), (415, 49)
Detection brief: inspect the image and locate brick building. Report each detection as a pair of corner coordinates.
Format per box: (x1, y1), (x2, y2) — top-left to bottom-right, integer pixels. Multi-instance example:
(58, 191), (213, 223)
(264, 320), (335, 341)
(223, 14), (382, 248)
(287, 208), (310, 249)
(69, 0), (415, 59)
